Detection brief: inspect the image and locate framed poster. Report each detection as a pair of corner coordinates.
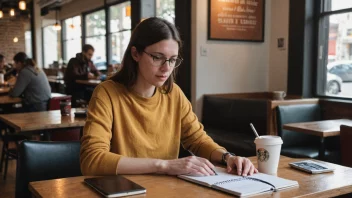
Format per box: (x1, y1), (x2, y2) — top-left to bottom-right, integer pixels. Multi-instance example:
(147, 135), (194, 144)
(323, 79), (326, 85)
(208, 0), (265, 42)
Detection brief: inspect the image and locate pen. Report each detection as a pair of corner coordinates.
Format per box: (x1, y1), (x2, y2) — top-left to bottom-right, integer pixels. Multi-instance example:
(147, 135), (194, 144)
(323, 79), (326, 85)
(186, 149), (218, 175)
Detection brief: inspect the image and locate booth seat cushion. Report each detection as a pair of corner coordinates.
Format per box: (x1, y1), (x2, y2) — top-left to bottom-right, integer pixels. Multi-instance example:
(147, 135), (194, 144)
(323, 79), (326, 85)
(277, 104), (321, 148)
(282, 147), (340, 163)
(206, 128), (256, 157)
(202, 96), (268, 135)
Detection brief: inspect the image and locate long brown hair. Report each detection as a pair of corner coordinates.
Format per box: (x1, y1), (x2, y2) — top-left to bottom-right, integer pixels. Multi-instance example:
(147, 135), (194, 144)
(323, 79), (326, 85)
(111, 17), (183, 93)
(13, 52), (40, 74)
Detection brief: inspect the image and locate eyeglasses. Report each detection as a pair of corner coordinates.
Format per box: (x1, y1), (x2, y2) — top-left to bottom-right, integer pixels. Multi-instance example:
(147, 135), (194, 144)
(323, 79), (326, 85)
(143, 51), (183, 68)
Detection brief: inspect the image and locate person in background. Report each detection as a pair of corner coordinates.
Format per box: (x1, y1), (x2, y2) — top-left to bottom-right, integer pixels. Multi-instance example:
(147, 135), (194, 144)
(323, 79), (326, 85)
(0, 54), (16, 81)
(64, 44), (101, 107)
(80, 17), (258, 177)
(9, 52), (51, 112)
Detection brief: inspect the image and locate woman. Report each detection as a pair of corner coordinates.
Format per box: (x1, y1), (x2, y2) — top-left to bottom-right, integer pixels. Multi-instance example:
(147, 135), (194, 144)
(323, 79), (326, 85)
(80, 17), (258, 176)
(0, 54), (16, 81)
(9, 52), (51, 112)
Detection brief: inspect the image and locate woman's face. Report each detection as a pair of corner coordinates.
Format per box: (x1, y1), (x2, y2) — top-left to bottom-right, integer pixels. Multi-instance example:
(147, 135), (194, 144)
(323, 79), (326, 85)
(132, 39), (179, 88)
(14, 61), (24, 71)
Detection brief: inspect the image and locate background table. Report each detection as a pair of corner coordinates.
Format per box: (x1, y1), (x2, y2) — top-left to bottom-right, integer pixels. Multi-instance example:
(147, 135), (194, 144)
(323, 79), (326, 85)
(0, 108), (86, 135)
(76, 79), (101, 86)
(29, 156), (352, 198)
(283, 119), (352, 159)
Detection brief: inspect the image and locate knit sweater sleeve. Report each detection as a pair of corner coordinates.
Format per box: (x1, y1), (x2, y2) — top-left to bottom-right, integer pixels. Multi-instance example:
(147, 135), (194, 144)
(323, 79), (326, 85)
(9, 68), (31, 97)
(178, 86), (226, 160)
(80, 85), (121, 175)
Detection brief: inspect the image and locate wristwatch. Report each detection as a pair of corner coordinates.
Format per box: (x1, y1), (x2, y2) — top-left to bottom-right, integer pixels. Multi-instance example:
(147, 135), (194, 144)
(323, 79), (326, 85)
(221, 152), (236, 165)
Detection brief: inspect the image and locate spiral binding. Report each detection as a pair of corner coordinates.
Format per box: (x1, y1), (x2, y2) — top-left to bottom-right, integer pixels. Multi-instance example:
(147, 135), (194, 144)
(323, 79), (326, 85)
(213, 177), (278, 192)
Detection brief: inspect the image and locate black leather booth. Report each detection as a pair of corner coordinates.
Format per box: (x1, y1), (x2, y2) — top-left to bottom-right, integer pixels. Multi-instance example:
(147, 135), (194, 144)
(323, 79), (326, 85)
(202, 96), (268, 157)
(276, 104), (340, 162)
(16, 141), (82, 198)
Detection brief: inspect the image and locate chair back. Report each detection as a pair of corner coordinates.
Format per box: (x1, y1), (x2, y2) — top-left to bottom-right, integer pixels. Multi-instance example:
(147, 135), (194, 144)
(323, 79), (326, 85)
(48, 94), (80, 141)
(16, 141), (82, 198)
(48, 93), (72, 110)
(276, 104), (321, 148)
(340, 125), (352, 167)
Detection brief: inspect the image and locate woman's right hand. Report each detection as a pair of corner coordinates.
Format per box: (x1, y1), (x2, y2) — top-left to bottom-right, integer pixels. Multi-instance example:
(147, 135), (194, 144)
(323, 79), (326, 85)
(158, 156), (216, 176)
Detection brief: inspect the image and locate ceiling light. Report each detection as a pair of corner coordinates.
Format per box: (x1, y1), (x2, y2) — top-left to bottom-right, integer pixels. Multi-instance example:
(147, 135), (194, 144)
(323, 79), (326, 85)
(19, 1), (26, 10)
(125, 5), (131, 17)
(13, 37), (18, 43)
(0, 11), (3, 18)
(69, 18), (75, 29)
(53, 22), (61, 31)
(10, 9), (15, 17)
(53, 10), (61, 31)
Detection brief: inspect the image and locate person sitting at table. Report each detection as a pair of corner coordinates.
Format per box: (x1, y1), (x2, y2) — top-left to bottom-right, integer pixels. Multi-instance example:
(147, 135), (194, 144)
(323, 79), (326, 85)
(0, 54), (16, 81)
(80, 17), (258, 177)
(9, 52), (51, 112)
(64, 44), (101, 107)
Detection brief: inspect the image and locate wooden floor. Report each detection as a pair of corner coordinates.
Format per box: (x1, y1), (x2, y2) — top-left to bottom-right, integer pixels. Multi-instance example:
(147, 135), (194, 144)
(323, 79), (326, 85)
(0, 141), (16, 198)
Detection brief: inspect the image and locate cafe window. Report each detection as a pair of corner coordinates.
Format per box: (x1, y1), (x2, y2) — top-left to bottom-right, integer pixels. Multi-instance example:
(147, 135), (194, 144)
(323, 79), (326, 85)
(85, 9), (106, 70)
(156, 0), (175, 24)
(43, 25), (61, 68)
(63, 16), (82, 63)
(317, 0), (352, 98)
(25, 31), (32, 58)
(109, 1), (131, 66)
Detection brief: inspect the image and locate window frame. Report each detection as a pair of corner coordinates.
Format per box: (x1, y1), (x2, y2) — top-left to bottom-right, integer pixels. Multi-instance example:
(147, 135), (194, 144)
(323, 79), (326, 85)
(42, 24), (61, 68)
(80, 1), (131, 71)
(61, 15), (82, 63)
(316, 0), (352, 100)
(108, 0), (132, 66)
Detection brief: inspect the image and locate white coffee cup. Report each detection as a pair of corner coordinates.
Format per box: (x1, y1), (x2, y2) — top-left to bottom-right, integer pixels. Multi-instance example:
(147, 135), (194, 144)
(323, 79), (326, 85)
(0, 73), (4, 84)
(254, 135), (283, 175)
(272, 91), (286, 100)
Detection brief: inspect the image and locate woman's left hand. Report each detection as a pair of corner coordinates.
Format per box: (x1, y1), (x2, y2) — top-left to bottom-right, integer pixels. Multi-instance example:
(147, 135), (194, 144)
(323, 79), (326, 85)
(226, 156), (258, 176)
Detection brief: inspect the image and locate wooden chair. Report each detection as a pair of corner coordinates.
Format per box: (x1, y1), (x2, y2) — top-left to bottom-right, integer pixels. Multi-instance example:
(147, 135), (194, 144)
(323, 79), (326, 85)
(340, 125), (352, 167)
(0, 128), (27, 180)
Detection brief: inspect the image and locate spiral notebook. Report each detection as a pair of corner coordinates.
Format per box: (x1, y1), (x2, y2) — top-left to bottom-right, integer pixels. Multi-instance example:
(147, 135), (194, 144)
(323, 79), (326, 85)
(178, 167), (298, 197)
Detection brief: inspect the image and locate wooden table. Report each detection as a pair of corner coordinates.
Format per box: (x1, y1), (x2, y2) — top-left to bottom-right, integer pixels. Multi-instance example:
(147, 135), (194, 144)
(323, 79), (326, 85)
(29, 156), (352, 198)
(0, 95), (22, 104)
(0, 87), (10, 95)
(0, 108), (86, 135)
(76, 79), (101, 86)
(283, 119), (352, 159)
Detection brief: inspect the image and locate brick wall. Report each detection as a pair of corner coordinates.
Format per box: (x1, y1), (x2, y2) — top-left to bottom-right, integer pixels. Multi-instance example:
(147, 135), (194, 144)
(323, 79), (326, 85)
(0, 16), (27, 63)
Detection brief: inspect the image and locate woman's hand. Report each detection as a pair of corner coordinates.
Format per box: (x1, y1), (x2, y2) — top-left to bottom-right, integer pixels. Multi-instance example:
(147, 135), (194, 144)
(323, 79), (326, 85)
(159, 156), (217, 176)
(226, 156), (258, 176)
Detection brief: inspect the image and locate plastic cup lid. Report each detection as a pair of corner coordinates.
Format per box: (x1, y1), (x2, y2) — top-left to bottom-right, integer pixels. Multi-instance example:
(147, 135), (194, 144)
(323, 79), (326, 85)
(254, 135), (283, 145)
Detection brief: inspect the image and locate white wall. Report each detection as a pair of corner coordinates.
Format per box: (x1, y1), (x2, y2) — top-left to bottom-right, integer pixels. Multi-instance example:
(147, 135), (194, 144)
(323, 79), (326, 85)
(268, 0), (289, 92)
(192, 0), (275, 118)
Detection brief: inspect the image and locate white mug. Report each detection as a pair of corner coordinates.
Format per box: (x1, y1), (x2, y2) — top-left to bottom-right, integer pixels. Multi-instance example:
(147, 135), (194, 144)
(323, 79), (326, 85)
(0, 73), (4, 84)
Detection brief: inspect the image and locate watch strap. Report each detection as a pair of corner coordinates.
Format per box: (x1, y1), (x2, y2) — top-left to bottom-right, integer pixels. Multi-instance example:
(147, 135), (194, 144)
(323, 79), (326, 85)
(221, 152), (236, 165)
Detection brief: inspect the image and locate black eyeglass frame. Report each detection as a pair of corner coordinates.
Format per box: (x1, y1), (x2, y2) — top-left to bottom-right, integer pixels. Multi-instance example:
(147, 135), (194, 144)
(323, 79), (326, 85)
(143, 51), (183, 68)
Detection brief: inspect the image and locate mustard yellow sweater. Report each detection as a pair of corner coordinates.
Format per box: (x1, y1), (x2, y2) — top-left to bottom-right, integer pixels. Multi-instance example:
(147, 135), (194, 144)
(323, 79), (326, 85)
(80, 80), (224, 175)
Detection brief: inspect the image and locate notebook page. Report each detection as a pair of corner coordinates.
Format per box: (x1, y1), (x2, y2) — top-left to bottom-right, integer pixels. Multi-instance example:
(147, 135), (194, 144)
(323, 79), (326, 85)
(178, 167), (242, 187)
(249, 173), (298, 190)
(212, 178), (273, 197)
(212, 173), (298, 197)
(178, 167), (298, 197)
